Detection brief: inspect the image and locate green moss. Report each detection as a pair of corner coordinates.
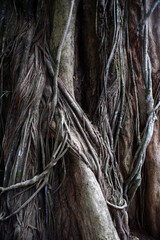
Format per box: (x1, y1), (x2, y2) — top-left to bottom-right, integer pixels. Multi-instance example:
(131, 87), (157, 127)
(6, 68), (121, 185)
(17, 169), (22, 181)
(156, 191), (160, 202)
(50, 0), (76, 95)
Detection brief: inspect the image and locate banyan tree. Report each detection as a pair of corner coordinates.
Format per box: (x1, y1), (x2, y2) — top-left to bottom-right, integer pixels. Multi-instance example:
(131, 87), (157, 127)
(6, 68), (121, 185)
(0, 0), (160, 239)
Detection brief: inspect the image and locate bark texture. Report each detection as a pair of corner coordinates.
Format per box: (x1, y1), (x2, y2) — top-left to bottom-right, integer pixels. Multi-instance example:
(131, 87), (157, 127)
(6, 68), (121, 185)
(0, 0), (160, 240)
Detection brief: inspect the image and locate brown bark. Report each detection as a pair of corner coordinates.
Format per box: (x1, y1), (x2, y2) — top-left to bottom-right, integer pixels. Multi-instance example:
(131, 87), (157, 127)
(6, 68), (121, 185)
(144, 3), (160, 237)
(0, 0), (160, 240)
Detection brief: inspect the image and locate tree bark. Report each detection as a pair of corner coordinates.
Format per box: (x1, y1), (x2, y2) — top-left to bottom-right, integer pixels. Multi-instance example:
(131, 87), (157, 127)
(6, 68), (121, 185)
(0, 0), (160, 240)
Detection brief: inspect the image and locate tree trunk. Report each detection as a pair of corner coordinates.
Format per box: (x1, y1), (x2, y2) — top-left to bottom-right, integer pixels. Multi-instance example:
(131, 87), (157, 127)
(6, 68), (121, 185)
(0, 0), (160, 240)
